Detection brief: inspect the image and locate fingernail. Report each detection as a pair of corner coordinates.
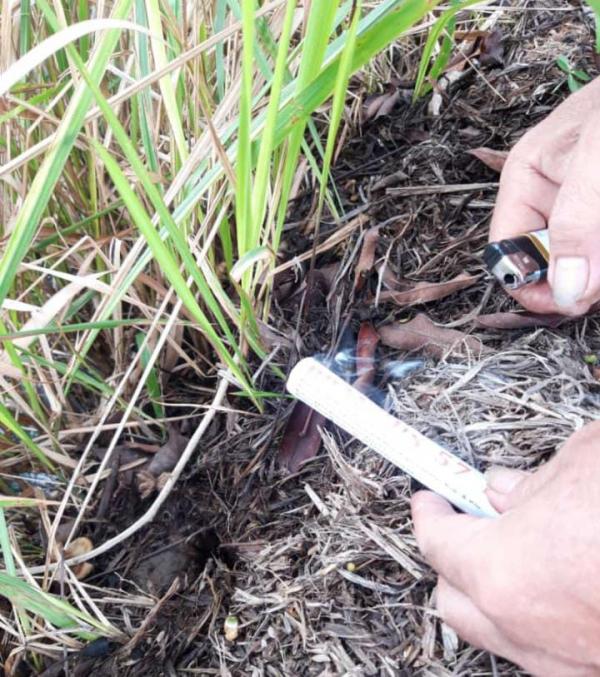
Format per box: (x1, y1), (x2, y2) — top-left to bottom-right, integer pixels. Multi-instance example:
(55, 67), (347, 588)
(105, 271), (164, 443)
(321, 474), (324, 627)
(484, 466), (524, 494)
(552, 256), (589, 308)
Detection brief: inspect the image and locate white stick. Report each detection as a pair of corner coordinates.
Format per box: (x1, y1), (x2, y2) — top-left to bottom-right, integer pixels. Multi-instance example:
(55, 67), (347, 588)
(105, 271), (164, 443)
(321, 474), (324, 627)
(287, 358), (498, 518)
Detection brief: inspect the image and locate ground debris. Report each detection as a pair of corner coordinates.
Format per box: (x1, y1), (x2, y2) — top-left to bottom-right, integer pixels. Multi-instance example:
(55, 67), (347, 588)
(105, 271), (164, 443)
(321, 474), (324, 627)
(379, 314), (486, 359)
(468, 146), (509, 173)
(374, 273), (479, 306)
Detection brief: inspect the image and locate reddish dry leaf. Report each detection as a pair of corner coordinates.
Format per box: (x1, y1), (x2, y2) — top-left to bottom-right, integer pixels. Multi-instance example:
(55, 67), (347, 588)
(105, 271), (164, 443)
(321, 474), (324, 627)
(475, 312), (566, 330)
(278, 402), (326, 473)
(468, 147), (508, 173)
(354, 227), (380, 291)
(365, 88), (400, 120)
(479, 29), (504, 67)
(375, 261), (403, 291)
(353, 323), (379, 393)
(378, 313), (485, 359)
(376, 273), (478, 306)
(147, 426), (189, 476)
(256, 319), (294, 350)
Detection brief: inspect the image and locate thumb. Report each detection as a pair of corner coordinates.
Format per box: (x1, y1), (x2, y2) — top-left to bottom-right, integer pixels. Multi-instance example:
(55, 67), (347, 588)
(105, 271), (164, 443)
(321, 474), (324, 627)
(548, 114), (600, 312)
(485, 460), (558, 513)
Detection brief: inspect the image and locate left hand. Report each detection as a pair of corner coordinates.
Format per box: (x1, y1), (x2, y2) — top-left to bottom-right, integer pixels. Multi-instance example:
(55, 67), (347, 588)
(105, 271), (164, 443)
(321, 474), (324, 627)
(411, 421), (600, 676)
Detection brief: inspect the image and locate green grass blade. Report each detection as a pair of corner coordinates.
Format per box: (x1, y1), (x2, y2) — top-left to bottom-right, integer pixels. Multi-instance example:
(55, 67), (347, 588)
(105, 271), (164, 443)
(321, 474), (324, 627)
(93, 141), (254, 398)
(0, 0), (134, 309)
(0, 402), (54, 470)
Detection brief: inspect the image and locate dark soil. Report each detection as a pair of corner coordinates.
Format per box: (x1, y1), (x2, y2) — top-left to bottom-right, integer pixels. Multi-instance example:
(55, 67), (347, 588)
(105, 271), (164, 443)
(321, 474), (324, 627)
(34, 3), (600, 676)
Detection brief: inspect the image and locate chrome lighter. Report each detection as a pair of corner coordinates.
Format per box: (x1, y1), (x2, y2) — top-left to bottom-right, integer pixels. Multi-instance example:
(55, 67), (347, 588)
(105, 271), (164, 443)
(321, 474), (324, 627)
(483, 229), (549, 289)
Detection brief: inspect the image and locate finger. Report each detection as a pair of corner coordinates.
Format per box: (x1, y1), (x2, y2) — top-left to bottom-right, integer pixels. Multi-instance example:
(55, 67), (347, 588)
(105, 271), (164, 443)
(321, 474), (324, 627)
(489, 156), (558, 242)
(547, 113), (600, 312)
(437, 579), (595, 677)
(411, 491), (486, 593)
(484, 460), (558, 513)
(484, 467), (529, 513)
(436, 577), (514, 654)
(509, 282), (586, 317)
(488, 155), (562, 314)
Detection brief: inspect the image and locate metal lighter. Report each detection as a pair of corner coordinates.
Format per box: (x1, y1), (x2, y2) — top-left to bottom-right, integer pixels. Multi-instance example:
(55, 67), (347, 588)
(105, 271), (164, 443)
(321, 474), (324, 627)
(483, 228), (549, 289)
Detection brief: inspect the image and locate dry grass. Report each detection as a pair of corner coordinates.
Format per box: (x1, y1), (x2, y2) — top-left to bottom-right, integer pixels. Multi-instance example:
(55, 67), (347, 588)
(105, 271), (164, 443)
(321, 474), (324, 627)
(1, 0), (599, 674)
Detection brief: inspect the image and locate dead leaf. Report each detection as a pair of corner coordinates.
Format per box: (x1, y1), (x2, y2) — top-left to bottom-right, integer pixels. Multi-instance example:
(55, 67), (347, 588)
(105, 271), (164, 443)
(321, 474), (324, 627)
(479, 29), (504, 67)
(371, 169), (409, 192)
(273, 268), (297, 303)
(256, 319), (294, 351)
(376, 273), (478, 306)
(364, 87), (400, 120)
(136, 426), (188, 499)
(376, 261), (403, 291)
(353, 323), (379, 393)
(378, 313), (485, 359)
(147, 426), (188, 476)
(468, 147), (508, 173)
(475, 312), (565, 330)
(63, 536), (94, 579)
(354, 227), (380, 291)
(278, 401), (326, 473)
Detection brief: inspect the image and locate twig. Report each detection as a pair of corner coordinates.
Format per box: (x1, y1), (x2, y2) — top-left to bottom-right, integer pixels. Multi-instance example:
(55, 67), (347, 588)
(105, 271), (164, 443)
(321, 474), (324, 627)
(386, 182), (498, 196)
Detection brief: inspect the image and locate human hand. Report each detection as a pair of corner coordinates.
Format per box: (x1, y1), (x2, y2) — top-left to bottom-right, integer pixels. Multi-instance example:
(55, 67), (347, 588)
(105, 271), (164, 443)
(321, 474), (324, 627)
(411, 421), (600, 676)
(489, 78), (600, 315)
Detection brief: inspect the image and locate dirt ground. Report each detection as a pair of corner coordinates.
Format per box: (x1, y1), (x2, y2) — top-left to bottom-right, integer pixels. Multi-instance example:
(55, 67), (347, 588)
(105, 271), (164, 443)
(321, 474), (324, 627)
(18, 2), (600, 676)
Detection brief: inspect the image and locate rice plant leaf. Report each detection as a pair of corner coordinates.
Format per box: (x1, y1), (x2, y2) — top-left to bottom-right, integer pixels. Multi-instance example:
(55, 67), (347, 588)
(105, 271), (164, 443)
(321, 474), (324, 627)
(317, 0), (362, 213)
(236, 0), (256, 269)
(0, 572), (121, 638)
(135, 332), (164, 419)
(0, 20), (149, 97)
(92, 141), (254, 398)
(413, 0), (480, 101)
(0, 496), (59, 508)
(0, 0), (134, 310)
(144, 0), (188, 162)
(0, 402), (54, 470)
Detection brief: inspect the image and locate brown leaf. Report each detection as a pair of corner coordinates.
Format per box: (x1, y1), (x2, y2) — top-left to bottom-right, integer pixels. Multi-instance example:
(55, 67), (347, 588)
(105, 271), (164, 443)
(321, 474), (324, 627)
(256, 319), (294, 351)
(365, 88), (400, 120)
(353, 323), (379, 393)
(147, 425), (189, 476)
(63, 537), (94, 580)
(378, 313), (485, 359)
(285, 262), (341, 309)
(278, 402), (326, 473)
(468, 147), (508, 173)
(354, 227), (380, 291)
(479, 29), (504, 67)
(376, 273), (478, 306)
(475, 312), (566, 330)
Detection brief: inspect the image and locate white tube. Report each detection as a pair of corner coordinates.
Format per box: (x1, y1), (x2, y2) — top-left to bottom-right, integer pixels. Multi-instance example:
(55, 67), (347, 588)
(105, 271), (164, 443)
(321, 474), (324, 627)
(286, 357), (498, 518)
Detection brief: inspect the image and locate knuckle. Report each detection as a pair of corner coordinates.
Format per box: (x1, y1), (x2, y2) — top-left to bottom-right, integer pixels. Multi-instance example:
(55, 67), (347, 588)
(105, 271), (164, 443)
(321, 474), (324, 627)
(549, 216), (597, 250)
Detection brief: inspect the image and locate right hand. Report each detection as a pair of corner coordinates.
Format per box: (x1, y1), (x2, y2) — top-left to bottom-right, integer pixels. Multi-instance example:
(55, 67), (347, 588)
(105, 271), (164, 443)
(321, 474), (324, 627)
(490, 78), (600, 315)
(412, 421), (600, 676)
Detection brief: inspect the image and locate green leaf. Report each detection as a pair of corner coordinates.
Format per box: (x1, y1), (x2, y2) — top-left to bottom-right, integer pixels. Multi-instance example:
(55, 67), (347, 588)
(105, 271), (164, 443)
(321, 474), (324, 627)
(567, 73), (582, 92)
(573, 69), (591, 82)
(0, 571), (121, 638)
(556, 54), (571, 73)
